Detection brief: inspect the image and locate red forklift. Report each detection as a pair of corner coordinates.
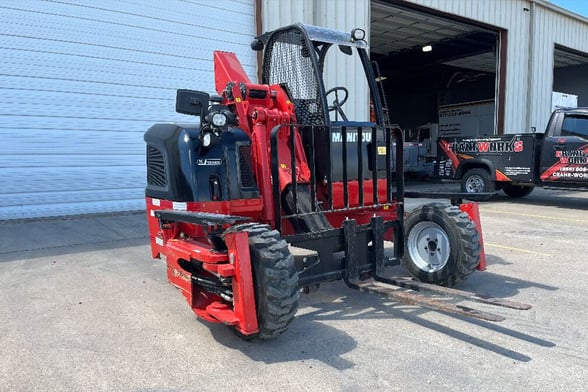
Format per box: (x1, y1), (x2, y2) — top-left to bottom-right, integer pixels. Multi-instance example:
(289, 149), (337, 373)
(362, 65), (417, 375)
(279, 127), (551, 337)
(144, 24), (530, 340)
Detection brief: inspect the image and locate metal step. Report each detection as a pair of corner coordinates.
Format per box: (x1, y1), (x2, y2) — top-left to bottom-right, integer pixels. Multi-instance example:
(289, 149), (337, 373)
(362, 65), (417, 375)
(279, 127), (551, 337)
(154, 210), (251, 226)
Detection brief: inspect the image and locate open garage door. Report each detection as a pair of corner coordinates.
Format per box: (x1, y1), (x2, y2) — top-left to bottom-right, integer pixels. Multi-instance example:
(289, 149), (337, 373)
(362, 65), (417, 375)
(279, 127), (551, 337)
(370, 1), (501, 141)
(553, 45), (588, 110)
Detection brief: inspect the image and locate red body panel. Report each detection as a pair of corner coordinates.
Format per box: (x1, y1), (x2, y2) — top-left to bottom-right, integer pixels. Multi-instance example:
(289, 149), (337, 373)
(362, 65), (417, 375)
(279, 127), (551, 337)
(146, 197), (260, 334)
(327, 179), (395, 209)
(222, 232), (258, 333)
(146, 197), (264, 258)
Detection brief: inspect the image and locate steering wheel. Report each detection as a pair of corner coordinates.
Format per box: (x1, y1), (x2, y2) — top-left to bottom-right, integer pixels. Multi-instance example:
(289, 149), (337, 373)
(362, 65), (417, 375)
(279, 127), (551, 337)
(325, 86), (349, 121)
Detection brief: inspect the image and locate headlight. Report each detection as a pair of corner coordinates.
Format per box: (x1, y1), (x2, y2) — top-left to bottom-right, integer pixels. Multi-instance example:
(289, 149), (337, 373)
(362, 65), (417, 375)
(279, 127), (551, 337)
(351, 28), (365, 41)
(211, 112), (227, 127)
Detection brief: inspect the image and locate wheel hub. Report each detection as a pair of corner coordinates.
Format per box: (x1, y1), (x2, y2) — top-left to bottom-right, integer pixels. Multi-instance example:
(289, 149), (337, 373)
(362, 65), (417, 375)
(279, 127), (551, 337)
(465, 175), (484, 193)
(427, 239), (437, 252)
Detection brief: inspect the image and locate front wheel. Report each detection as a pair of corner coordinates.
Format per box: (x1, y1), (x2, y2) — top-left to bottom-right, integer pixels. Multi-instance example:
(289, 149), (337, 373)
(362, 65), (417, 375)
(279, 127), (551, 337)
(461, 168), (494, 194)
(402, 203), (481, 286)
(224, 224), (299, 340)
(503, 183), (534, 198)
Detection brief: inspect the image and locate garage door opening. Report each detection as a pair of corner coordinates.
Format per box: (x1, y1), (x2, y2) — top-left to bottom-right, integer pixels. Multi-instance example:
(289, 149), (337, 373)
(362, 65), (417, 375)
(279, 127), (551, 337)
(553, 45), (588, 110)
(370, 1), (502, 142)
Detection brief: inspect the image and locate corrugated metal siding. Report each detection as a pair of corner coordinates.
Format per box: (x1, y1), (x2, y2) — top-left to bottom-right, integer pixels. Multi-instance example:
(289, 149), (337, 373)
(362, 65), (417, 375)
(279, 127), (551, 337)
(261, 0), (370, 121)
(528, 3), (588, 132)
(0, 0), (255, 220)
(261, 0), (315, 33)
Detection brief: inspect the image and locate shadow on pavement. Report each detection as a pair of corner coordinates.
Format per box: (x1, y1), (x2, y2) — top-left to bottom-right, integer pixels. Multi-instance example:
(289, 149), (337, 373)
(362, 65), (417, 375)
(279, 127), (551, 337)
(210, 274), (555, 366)
(459, 254), (558, 298)
(209, 316), (358, 370)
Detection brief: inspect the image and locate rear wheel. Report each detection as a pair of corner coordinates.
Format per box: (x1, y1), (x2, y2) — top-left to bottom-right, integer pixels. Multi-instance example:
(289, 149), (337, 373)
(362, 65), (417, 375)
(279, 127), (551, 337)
(503, 183), (534, 198)
(461, 168), (494, 194)
(224, 224), (299, 340)
(402, 203), (481, 286)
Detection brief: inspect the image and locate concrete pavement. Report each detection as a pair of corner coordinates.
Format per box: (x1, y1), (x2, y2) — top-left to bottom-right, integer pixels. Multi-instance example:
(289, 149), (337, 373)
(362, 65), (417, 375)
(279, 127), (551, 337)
(1, 182), (587, 391)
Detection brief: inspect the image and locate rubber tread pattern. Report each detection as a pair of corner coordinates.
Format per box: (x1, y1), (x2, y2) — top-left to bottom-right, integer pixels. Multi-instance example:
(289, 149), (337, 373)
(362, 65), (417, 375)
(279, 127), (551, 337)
(225, 223), (299, 340)
(402, 203), (481, 287)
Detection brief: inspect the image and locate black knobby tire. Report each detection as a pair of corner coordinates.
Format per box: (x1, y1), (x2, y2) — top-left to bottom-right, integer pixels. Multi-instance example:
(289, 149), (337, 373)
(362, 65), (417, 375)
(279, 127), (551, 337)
(401, 203), (481, 286)
(224, 223), (299, 340)
(503, 184), (534, 198)
(461, 168), (494, 194)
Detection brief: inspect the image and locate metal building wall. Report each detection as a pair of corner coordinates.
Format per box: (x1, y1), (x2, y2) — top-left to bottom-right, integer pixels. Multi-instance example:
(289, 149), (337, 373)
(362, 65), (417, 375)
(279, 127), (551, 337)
(528, 2), (588, 132)
(261, 0), (316, 32)
(261, 0), (370, 45)
(0, 0), (255, 220)
(261, 0), (371, 121)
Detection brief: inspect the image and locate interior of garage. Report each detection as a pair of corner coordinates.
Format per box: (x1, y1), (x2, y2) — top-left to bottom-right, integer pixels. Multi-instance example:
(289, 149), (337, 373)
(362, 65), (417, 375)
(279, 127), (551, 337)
(553, 45), (588, 108)
(369, 0), (500, 139)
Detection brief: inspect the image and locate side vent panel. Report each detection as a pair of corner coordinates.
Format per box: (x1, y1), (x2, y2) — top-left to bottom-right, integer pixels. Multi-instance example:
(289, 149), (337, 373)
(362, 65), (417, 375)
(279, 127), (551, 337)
(239, 145), (255, 188)
(147, 145), (166, 187)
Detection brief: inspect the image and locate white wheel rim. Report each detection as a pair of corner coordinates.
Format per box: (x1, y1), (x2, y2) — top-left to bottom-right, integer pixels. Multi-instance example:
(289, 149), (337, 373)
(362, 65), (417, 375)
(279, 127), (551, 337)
(407, 221), (451, 272)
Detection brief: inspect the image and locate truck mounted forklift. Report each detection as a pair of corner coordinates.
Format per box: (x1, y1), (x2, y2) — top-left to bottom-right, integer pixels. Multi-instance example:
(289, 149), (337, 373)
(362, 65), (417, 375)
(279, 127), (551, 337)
(144, 24), (530, 340)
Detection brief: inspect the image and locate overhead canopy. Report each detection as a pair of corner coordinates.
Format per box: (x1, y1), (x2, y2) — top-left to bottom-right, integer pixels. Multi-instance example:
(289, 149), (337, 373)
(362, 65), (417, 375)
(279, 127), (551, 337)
(258, 23), (368, 49)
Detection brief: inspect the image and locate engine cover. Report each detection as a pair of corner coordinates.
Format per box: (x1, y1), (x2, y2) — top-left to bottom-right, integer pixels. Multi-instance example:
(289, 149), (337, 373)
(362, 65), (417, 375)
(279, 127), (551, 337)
(144, 123), (258, 202)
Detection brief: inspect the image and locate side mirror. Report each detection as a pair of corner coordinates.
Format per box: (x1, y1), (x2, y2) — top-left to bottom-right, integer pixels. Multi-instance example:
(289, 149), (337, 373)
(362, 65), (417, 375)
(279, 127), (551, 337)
(176, 89), (209, 117)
